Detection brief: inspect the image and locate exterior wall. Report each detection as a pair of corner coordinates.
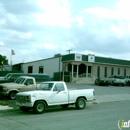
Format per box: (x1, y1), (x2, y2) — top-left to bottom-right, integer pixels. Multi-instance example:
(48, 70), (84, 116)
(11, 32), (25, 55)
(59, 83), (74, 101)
(22, 53), (130, 83)
(93, 63), (130, 79)
(23, 57), (62, 78)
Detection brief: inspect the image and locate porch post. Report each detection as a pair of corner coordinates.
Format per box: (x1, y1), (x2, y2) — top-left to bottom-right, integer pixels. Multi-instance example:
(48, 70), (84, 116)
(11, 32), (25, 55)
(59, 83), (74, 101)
(66, 64), (68, 71)
(86, 65), (88, 77)
(72, 64), (74, 77)
(77, 65), (79, 78)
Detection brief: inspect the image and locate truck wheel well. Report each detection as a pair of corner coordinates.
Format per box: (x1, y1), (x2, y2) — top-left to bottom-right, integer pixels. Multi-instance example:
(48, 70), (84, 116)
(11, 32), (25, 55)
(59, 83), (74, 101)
(9, 90), (18, 94)
(34, 100), (48, 106)
(8, 90), (18, 100)
(76, 96), (87, 102)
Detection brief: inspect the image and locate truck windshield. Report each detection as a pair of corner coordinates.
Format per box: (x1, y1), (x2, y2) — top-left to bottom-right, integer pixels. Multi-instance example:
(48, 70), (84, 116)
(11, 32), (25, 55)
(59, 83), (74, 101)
(37, 83), (54, 91)
(15, 77), (25, 84)
(4, 74), (12, 80)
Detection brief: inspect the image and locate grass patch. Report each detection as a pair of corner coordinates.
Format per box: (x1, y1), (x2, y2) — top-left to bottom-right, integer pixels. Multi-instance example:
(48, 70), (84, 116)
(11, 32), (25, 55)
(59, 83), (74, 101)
(0, 101), (8, 106)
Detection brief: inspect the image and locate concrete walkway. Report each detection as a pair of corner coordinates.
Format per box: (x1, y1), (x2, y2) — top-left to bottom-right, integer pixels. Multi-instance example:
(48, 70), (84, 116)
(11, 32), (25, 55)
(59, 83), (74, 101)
(0, 94), (130, 111)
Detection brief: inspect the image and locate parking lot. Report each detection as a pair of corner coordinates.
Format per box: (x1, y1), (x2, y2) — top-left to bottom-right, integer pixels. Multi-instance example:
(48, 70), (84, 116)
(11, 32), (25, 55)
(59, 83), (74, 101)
(0, 83), (130, 109)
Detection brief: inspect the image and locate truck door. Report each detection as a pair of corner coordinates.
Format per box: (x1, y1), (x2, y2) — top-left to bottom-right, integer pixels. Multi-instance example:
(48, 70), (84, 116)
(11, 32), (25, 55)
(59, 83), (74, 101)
(49, 83), (68, 105)
(20, 79), (36, 92)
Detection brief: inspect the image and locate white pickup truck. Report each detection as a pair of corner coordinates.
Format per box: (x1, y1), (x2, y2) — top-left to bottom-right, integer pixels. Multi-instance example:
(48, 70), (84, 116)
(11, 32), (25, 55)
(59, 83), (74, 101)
(16, 81), (95, 114)
(0, 76), (41, 100)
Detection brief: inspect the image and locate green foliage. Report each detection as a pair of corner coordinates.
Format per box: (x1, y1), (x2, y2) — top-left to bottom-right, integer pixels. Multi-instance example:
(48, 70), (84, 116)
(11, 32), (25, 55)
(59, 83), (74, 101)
(54, 53), (62, 57)
(0, 54), (8, 65)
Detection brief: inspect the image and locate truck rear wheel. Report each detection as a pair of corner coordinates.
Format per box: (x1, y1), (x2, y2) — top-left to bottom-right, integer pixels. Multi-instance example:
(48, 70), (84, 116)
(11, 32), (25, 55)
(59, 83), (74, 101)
(75, 98), (86, 109)
(8, 91), (17, 100)
(33, 101), (46, 114)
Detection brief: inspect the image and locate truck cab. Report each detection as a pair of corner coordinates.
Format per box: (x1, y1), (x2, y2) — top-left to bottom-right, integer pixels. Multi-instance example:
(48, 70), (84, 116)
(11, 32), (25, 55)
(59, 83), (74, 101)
(0, 76), (39, 100)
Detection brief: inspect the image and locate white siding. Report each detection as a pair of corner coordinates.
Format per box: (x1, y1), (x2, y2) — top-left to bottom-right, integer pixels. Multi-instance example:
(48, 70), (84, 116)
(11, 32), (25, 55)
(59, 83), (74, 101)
(23, 57), (62, 78)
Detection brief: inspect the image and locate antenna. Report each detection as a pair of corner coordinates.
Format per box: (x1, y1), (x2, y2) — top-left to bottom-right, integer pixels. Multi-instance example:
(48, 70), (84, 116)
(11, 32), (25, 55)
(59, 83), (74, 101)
(66, 49), (72, 54)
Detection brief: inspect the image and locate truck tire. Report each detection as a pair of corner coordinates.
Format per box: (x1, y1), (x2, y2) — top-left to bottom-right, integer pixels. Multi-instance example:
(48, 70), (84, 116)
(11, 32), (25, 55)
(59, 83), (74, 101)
(75, 98), (86, 109)
(8, 91), (17, 100)
(33, 101), (46, 114)
(20, 107), (31, 112)
(60, 104), (69, 109)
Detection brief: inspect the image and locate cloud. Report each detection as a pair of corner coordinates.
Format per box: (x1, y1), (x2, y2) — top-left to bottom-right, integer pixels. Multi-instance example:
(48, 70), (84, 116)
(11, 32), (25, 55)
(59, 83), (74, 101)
(0, 41), (4, 46)
(0, 0), (130, 64)
(36, 0), (72, 28)
(69, 0), (130, 57)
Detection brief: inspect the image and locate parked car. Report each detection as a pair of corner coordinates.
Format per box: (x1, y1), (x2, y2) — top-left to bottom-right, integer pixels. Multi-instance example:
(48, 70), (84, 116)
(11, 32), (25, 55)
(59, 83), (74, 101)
(95, 77), (110, 86)
(16, 81), (95, 114)
(125, 76), (130, 86)
(29, 73), (51, 83)
(0, 76), (41, 100)
(0, 74), (51, 100)
(0, 73), (29, 83)
(0, 73), (51, 84)
(109, 75), (126, 86)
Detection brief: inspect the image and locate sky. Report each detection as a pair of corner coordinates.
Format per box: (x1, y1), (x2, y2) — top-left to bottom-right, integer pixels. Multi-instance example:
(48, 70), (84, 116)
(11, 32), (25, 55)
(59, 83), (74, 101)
(0, 0), (130, 64)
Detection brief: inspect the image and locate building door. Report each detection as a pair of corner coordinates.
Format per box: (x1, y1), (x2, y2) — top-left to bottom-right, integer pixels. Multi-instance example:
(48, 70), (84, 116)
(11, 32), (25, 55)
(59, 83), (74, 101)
(79, 64), (86, 76)
(28, 66), (33, 73)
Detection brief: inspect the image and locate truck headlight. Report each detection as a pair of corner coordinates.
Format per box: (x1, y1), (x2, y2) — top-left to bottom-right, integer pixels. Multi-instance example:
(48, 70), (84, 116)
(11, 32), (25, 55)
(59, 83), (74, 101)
(3, 87), (8, 92)
(26, 96), (31, 102)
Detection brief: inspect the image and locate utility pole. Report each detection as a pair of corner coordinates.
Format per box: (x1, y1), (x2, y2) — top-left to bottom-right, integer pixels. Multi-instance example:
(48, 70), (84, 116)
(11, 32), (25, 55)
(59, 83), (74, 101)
(66, 49), (72, 54)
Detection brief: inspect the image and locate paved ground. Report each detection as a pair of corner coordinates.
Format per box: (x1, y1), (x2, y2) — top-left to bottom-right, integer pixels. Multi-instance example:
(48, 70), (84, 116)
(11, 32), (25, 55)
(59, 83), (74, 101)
(0, 83), (130, 111)
(1, 94), (130, 111)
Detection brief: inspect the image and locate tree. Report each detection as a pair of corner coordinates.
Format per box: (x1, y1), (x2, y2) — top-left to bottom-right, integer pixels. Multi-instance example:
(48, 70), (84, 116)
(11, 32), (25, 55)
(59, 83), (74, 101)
(54, 53), (62, 57)
(0, 54), (8, 65)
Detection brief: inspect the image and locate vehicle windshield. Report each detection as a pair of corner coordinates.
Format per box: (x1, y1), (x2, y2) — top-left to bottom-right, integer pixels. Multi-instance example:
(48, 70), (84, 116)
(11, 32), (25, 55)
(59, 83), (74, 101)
(114, 76), (125, 79)
(14, 77), (26, 84)
(100, 78), (107, 80)
(37, 83), (54, 91)
(4, 74), (12, 80)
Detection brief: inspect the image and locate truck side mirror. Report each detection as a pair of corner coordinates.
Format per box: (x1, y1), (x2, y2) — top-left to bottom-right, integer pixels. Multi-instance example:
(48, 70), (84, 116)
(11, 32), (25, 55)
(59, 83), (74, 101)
(24, 82), (29, 86)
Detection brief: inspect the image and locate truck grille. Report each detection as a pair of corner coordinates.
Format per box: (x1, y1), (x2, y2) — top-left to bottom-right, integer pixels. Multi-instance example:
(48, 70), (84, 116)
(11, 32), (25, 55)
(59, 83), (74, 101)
(16, 95), (31, 103)
(0, 86), (3, 91)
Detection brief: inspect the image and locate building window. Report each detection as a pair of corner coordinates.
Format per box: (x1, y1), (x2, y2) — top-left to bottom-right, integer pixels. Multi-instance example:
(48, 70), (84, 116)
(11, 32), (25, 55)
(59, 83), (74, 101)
(28, 66), (33, 73)
(39, 66), (44, 73)
(97, 66), (100, 77)
(111, 67), (114, 76)
(124, 69), (126, 77)
(104, 67), (107, 77)
(118, 68), (120, 75)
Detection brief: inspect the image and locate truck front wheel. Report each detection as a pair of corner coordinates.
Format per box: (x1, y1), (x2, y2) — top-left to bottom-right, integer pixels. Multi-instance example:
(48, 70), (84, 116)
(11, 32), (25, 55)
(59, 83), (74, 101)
(33, 101), (46, 114)
(8, 91), (17, 100)
(75, 98), (86, 109)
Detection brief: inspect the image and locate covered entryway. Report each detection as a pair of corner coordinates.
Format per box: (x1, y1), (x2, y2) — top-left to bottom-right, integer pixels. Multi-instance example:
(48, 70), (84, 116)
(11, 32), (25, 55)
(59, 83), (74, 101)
(63, 62), (93, 83)
(79, 64), (86, 76)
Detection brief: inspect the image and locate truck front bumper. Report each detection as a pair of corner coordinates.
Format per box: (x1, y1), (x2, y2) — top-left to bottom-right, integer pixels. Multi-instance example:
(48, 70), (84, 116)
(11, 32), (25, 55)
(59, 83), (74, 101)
(16, 101), (34, 107)
(0, 91), (8, 97)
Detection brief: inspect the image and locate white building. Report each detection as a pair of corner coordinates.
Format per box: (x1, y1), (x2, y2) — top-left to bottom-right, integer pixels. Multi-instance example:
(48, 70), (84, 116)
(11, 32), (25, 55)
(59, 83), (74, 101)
(22, 53), (130, 83)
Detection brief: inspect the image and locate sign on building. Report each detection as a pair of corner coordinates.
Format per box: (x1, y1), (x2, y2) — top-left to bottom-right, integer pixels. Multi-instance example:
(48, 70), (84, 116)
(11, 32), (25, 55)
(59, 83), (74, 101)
(75, 54), (82, 61)
(88, 54), (95, 62)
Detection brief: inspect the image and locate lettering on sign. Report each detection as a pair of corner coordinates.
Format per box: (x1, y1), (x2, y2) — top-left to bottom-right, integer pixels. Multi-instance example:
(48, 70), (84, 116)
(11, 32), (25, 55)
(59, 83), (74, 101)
(75, 54), (82, 61)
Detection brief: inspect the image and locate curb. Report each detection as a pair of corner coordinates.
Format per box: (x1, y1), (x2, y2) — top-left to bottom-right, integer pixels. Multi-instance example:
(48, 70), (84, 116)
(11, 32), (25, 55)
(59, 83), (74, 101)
(0, 105), (14, 111)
